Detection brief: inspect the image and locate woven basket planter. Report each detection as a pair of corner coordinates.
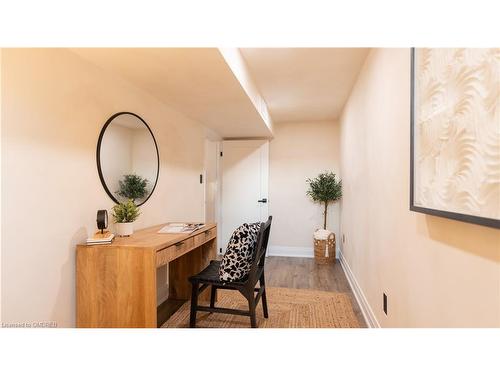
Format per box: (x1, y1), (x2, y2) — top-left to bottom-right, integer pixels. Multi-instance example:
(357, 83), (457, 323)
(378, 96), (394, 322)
(314, 232), (336, 264)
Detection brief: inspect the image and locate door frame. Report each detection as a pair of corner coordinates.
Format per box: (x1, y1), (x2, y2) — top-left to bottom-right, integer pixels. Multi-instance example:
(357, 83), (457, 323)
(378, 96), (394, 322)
(203, 139), (223, 253)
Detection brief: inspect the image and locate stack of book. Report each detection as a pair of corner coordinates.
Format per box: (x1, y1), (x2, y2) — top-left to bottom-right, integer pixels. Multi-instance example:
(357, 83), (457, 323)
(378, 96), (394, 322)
(86, 230), (115, 245)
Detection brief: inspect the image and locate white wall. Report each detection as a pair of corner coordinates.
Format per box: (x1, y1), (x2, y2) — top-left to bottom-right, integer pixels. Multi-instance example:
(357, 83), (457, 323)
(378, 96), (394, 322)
(1, 48), (206, 327)
(339, 48), (500, 327)
(268, 121), (341, 257)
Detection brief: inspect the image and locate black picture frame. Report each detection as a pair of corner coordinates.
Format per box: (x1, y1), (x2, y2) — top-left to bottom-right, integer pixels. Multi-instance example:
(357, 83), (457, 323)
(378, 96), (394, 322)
(410, 48), (500, 229)
(96, 111), (160, 207)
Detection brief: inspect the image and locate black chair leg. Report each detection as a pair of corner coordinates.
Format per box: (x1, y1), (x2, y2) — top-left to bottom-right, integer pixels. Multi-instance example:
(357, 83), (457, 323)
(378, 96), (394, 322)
(261, 287), (269, 319)
(189, 282), (199, 328)
(210, 286), (217, 308)
(260, 273), (269, 318)
(247, 293), (257, 328)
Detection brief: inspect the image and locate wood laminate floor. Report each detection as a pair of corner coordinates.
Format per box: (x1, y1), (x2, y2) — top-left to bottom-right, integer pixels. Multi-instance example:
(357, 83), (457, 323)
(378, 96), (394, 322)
(265, 256), (367, 327)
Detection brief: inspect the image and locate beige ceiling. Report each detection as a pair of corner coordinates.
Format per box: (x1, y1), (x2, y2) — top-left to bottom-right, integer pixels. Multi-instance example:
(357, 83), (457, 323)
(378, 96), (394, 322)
(240, 48), (370, 123)
(71, 48), (272, 138)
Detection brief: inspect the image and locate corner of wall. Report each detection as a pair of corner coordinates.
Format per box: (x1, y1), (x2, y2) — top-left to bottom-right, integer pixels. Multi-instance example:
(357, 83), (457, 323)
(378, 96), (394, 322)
(338, 248), (380, 328)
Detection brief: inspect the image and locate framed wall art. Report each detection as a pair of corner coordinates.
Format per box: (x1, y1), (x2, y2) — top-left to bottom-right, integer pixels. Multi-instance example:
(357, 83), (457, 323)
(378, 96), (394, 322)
(410, 48), (500, 229)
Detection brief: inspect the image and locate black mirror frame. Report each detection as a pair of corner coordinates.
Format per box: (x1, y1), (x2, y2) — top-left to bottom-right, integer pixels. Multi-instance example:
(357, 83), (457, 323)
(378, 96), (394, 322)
(96, 112), (160, 207)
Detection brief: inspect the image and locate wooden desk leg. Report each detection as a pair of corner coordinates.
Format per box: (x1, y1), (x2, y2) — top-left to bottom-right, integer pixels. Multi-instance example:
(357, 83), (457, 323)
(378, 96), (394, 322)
(201, 238), (217, 266)
(169, 239), (217, 302)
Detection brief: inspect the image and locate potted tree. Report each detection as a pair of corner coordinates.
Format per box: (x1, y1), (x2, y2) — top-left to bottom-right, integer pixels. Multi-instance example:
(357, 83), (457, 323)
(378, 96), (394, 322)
(112, 199), (140, 237)
(306, 172), (342, 263)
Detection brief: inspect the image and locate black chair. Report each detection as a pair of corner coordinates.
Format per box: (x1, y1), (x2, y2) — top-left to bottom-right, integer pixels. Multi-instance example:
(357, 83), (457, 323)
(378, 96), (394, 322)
(188, 216), (272, 328)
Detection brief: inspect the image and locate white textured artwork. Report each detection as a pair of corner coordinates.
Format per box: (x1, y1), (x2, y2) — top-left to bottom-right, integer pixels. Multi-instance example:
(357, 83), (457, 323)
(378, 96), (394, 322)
(413, 48), (500, 221)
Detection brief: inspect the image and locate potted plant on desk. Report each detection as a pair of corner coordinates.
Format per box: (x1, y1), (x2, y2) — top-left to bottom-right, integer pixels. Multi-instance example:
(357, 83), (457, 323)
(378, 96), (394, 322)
(112, 199), (140, 237)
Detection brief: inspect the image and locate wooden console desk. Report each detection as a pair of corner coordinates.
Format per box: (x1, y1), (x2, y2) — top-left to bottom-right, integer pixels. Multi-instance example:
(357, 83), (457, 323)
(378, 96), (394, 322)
(76, 223), (217, 328)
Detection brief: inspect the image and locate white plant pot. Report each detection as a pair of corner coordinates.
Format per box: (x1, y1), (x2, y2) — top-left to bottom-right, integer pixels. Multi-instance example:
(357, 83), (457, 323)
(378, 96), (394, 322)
(115, 222), (134, 237)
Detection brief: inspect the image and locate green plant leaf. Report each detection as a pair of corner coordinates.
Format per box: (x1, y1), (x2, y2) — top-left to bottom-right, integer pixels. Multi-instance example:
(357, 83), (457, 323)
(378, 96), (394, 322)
(306, 171), (342, 203)
(115, 174), (149, 203)
(111, 199), (140, 223)
(306, 171), (342, 229)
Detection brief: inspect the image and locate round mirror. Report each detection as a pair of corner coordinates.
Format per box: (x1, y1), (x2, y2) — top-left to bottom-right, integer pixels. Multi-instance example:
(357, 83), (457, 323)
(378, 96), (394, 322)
(97, 112), (159, 206)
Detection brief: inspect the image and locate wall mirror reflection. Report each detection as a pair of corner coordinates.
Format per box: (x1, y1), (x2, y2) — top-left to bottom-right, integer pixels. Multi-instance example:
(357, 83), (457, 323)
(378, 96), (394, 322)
(97, 112), (159, 206)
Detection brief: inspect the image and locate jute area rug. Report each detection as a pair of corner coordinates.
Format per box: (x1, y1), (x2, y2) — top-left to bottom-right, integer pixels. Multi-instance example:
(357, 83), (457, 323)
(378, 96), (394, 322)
(162, 287), (360, 328)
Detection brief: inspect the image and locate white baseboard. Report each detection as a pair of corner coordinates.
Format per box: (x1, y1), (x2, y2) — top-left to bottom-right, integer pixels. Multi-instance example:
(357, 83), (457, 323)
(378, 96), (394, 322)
(268, 245), (341, 258)
(338, 248), (380, 328)
(268, 246), (314, 258)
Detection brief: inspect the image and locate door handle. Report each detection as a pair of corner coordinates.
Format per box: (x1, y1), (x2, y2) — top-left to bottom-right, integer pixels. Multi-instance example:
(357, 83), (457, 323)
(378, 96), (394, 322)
(258, 198), (268, 203)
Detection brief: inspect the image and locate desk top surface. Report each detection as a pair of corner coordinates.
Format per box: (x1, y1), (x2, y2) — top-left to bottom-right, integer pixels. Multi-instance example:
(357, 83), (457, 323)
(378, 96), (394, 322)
(78, 222), (217, 251)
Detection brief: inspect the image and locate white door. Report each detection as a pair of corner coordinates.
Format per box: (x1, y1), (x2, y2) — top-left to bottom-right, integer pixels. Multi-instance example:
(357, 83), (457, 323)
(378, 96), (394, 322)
(221, 140), (269, 253)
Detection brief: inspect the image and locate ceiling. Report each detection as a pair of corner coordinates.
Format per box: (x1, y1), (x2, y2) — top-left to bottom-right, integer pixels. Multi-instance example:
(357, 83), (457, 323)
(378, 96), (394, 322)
(240, 48), (370, 123)
(71, 48), (272, 138)
(72, 48), (370, 138)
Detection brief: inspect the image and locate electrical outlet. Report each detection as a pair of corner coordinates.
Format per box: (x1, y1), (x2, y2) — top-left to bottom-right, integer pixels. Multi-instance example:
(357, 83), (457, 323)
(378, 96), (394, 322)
(383, 293), (388, 315)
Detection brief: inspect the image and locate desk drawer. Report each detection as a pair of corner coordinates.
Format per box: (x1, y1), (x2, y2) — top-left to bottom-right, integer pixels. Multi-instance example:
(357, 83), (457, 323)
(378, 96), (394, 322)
(171, 237), (194, 259)
(193, 227), (216, 248)
(156, 237), (194, 267)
